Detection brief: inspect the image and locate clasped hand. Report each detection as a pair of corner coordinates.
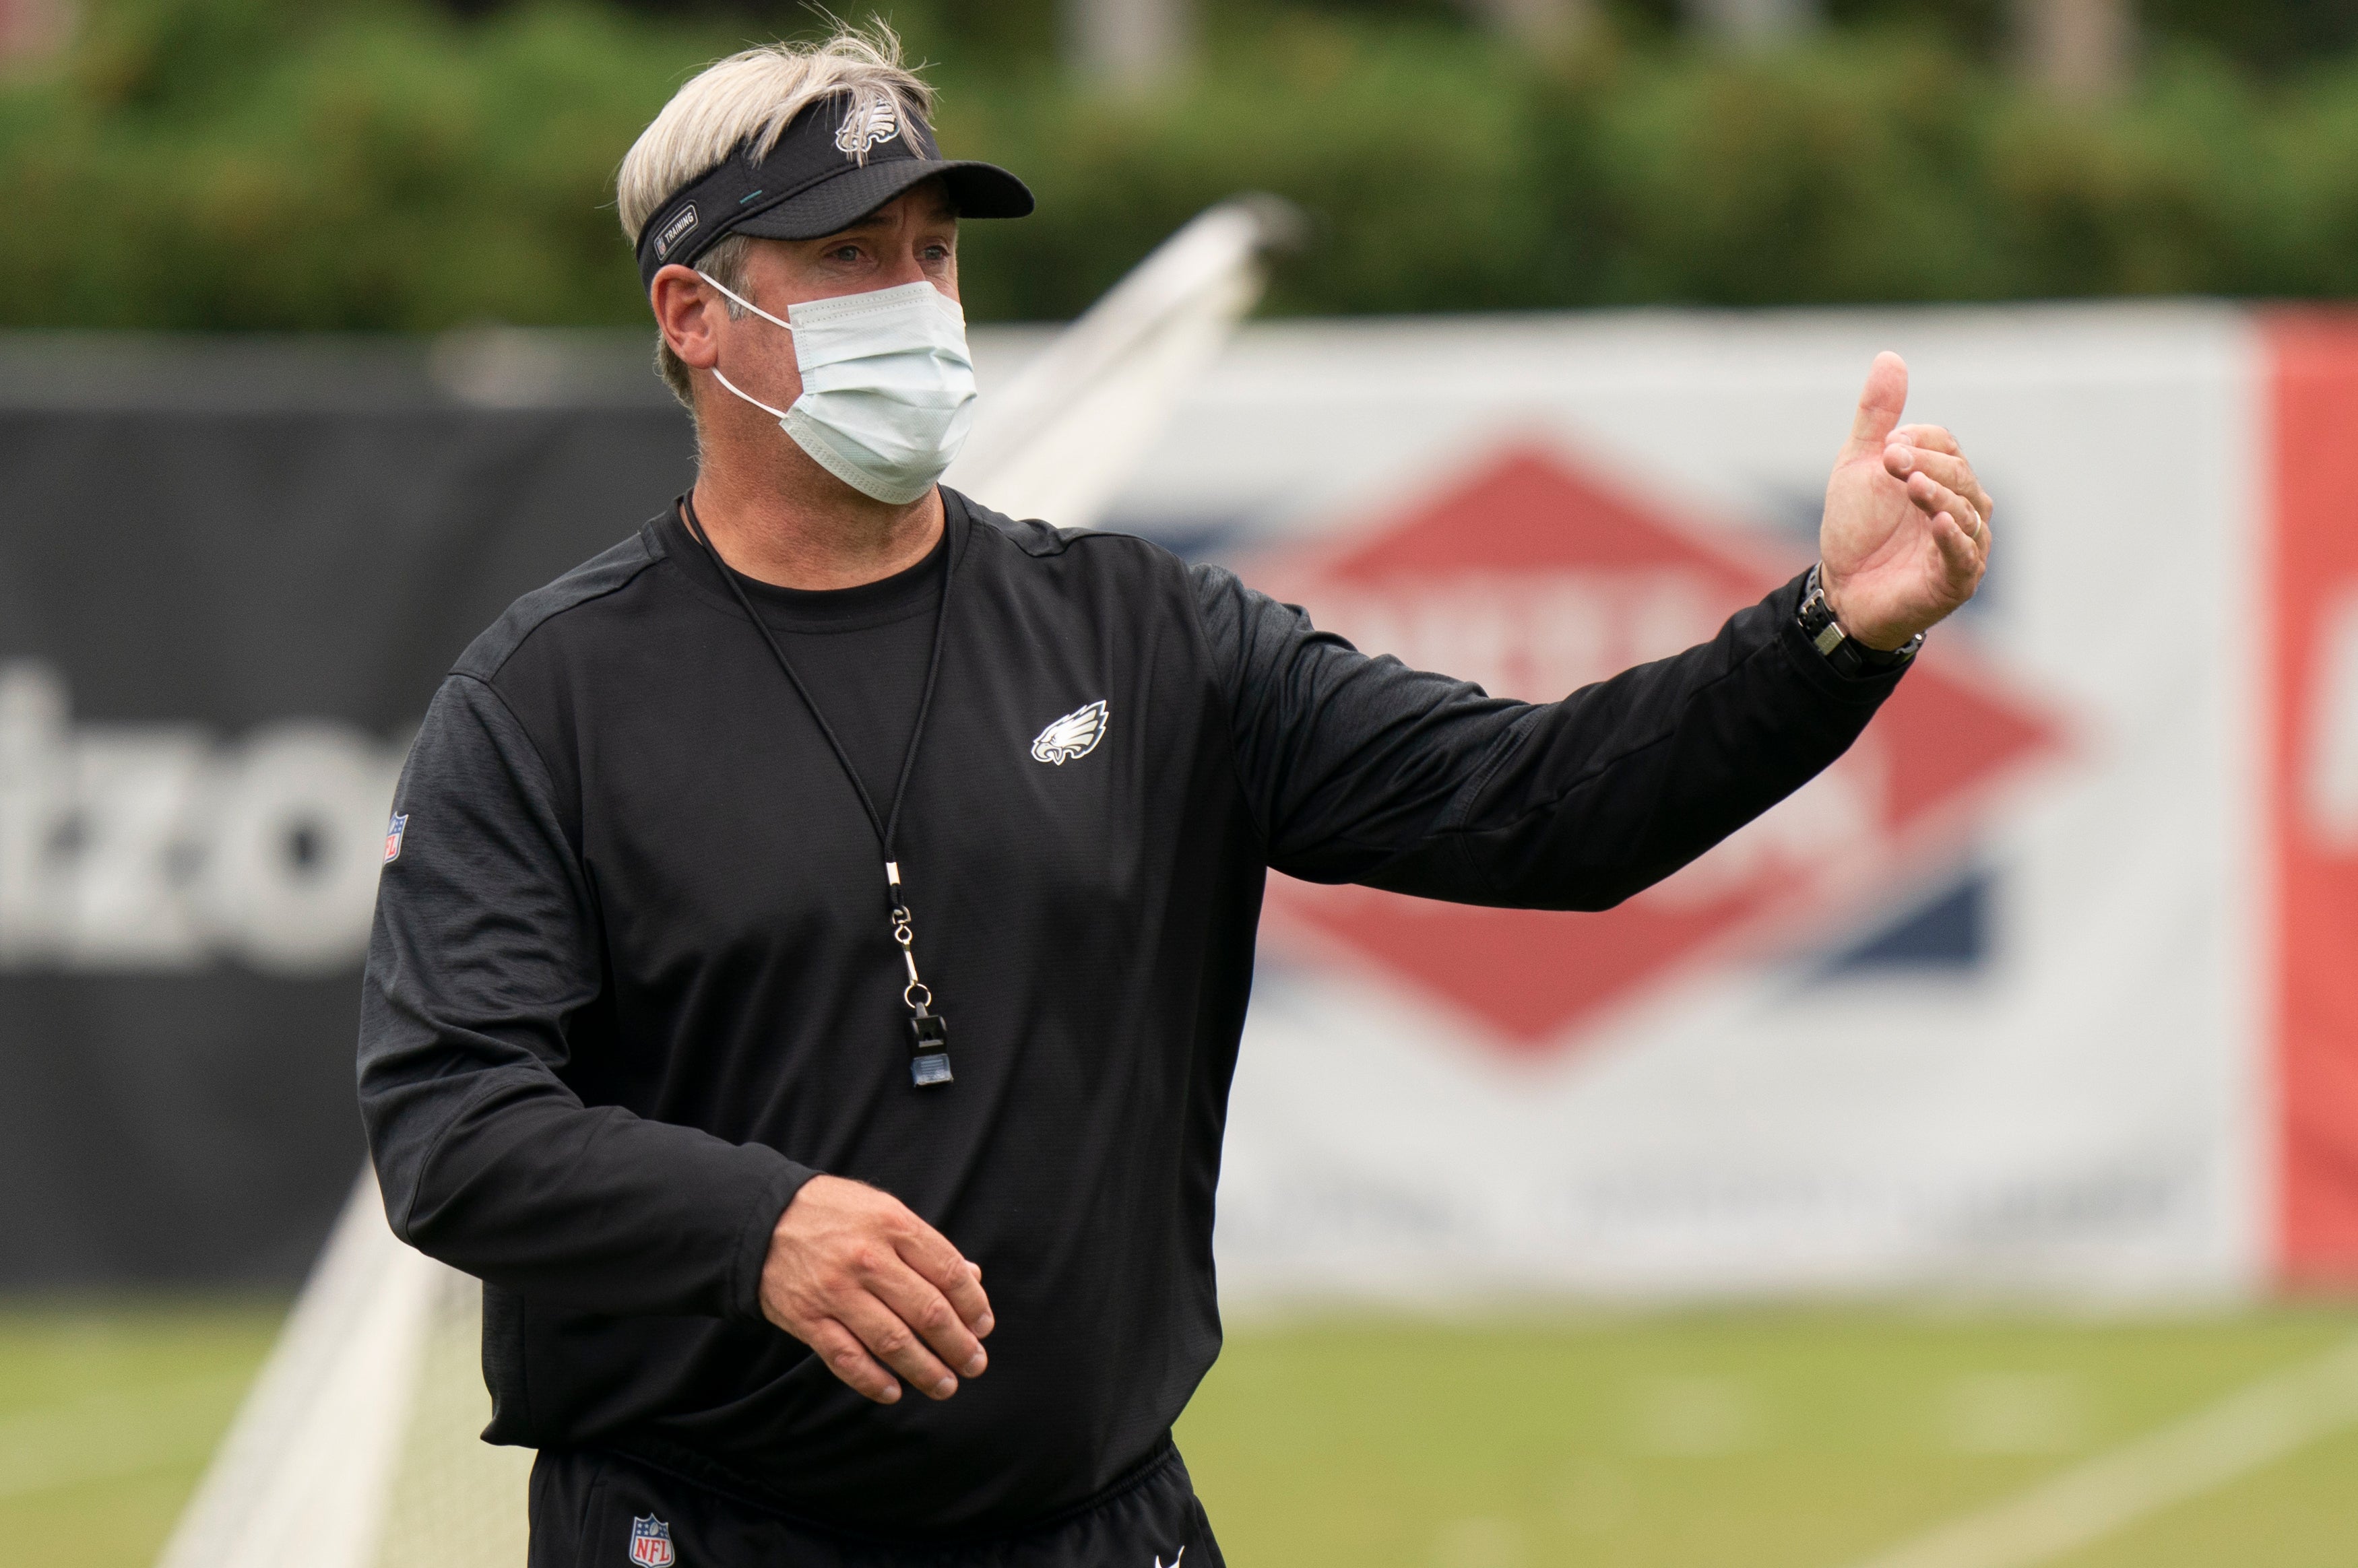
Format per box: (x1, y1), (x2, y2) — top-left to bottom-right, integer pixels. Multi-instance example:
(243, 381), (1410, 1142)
(1820, 351), (1994, 650)
(760, 1174), (993, 1405)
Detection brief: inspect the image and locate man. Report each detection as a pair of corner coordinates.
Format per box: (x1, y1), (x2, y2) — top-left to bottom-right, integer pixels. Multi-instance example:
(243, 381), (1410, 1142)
(358, 25), (1994, 1568)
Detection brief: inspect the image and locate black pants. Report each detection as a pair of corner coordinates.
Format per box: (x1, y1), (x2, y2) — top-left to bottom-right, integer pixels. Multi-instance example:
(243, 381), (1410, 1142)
(528, 1445), (1225, 1568)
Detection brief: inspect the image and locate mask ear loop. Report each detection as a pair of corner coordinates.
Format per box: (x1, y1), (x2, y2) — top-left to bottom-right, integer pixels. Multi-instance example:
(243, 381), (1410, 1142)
(695, 269), (796, 420)
(697, 269), (796, 333)
(709, 366), (791, 422)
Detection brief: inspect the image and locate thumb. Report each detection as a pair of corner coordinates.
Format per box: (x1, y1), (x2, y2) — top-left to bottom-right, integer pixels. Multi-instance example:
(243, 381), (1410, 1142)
(1841, 351), (1909, 459)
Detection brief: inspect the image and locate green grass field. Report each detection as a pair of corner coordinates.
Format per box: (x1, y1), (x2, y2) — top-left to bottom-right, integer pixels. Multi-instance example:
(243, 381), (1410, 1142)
(5, 1303), (2357, 1567)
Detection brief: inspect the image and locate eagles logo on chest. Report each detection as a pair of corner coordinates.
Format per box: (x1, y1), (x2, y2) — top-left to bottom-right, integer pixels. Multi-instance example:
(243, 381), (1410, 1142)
(1031, 700), (1109, 765)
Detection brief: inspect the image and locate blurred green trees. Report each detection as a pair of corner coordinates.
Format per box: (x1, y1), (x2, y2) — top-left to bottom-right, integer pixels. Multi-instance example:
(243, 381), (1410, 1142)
(6, 0), (2358, 327)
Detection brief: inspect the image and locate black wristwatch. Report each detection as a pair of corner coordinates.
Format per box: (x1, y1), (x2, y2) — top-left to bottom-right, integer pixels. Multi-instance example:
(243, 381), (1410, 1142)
(1797, 564), (1921, 678)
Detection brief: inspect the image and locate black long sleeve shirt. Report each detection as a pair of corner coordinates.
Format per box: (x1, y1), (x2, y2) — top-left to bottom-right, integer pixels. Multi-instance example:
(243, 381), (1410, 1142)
(356, 491), (1903, 1540)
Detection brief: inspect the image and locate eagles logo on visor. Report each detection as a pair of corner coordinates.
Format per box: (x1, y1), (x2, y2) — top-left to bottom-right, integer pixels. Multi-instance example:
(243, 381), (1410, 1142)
(834, 99), (900, 156)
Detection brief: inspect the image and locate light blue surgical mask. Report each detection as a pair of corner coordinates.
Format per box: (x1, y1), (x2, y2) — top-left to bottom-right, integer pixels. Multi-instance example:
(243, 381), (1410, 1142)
(698, 274), (978, 507)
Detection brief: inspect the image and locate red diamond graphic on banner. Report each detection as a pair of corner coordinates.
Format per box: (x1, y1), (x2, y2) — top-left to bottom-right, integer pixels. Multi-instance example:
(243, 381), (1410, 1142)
(1246, 446), (2065, 1053)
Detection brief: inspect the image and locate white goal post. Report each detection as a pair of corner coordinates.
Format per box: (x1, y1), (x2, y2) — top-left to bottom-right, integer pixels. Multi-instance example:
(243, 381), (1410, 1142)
(156, 1173), (532, 1568)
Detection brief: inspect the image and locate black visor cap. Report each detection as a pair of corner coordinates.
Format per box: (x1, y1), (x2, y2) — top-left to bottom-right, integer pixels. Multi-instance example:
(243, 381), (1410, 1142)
(633, 94), (1033, 292)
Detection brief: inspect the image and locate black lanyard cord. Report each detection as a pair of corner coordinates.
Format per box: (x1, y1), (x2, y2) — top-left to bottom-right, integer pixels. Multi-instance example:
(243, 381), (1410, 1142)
(678, 493), (956, 869)
(679, 494), (965, 1086)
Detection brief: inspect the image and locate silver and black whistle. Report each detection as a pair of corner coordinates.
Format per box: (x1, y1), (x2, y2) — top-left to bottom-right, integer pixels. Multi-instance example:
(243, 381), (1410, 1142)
(887, 860), (953, 1088)
(909, 1009), (953, 1087)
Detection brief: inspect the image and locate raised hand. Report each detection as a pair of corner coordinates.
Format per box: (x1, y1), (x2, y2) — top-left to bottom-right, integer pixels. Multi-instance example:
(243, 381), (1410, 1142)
(1819, 351), (1993, 651)
(759, 1173), (993, 1405)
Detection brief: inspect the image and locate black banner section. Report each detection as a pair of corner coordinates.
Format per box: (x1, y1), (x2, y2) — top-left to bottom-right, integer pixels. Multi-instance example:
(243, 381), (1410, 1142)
(0, 337), (692, 1285)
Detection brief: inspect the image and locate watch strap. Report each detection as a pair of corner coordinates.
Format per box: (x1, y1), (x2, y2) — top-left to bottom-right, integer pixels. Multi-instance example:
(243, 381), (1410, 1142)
(1797, 565), (1921, 678)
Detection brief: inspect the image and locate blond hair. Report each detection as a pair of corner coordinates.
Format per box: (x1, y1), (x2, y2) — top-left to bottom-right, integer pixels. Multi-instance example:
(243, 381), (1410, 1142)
(616, 22), (936, 407)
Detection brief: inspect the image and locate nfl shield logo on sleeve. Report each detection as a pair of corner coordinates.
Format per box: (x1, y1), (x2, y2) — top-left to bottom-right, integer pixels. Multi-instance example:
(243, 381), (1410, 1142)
(627, 1514), (675, 1566)
(382, 813), (407, 865)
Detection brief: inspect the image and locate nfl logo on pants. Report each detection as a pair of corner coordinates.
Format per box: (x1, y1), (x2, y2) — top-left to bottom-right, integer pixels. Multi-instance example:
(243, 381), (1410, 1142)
(629, 1515), (674, 1566)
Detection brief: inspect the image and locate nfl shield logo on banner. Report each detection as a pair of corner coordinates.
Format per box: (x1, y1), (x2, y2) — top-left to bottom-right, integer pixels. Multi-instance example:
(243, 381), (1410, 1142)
(627, 1514), (674, 1567)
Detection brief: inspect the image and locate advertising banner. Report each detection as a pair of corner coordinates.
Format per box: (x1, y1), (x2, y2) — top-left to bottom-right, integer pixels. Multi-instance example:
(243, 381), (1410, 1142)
(1105, 305), (2277, 1301)
(0, 384), (693, 1284)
